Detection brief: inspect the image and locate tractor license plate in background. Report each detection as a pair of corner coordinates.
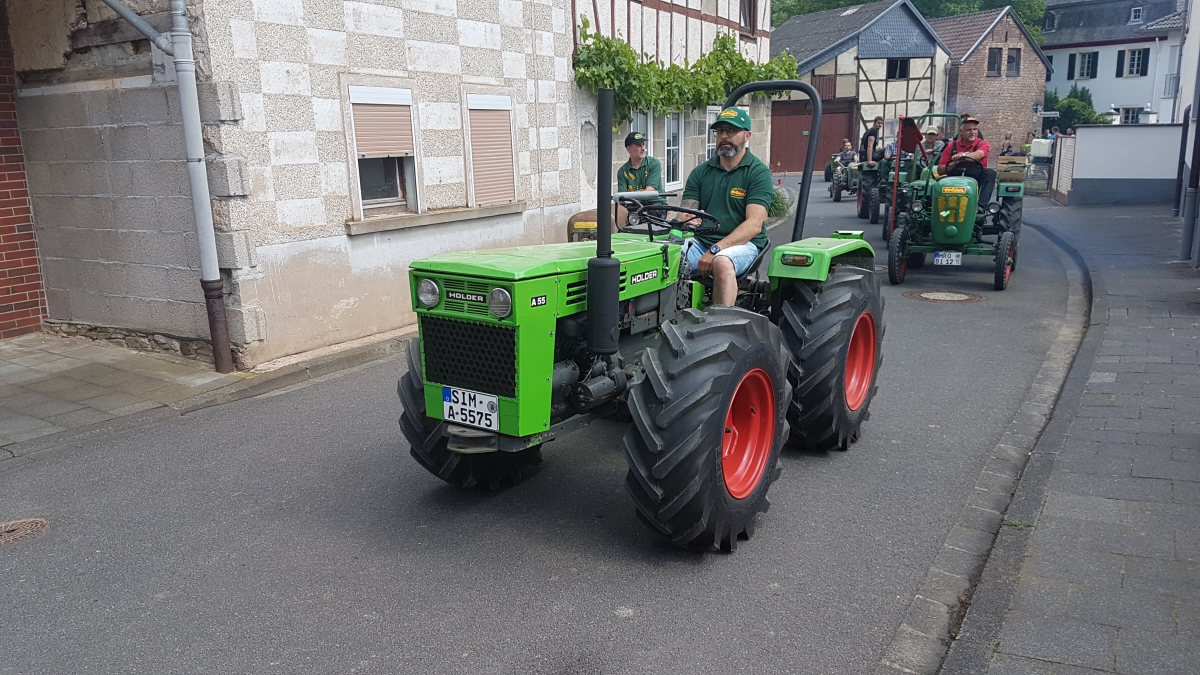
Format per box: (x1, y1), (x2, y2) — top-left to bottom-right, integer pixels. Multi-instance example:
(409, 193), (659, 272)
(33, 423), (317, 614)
(442, 386), (499, 431)
(934, 252), (962, 266)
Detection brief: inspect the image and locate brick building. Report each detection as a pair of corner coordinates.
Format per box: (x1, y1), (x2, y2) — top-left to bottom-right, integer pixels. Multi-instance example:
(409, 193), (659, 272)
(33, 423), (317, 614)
(3, 0), (773, 368)
(0, 5), (43, 339)
(930, 7), (1051, 161)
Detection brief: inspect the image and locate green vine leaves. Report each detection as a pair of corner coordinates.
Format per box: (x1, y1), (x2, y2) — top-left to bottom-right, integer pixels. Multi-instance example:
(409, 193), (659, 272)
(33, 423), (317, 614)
(572, 16), (799, 125)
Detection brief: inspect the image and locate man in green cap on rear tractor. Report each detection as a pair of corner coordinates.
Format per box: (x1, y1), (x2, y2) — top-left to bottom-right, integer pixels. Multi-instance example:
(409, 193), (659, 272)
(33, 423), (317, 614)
(617, 131), (664, 202)
(678, 106), (773, 306)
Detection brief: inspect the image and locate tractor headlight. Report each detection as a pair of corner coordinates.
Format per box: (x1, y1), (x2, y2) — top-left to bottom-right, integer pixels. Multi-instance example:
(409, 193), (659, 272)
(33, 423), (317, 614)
(417, 279), (439, 308)
(911, 200), (924, 213)
(489, 288), (512, 318)
(988, 202), (1001, 215)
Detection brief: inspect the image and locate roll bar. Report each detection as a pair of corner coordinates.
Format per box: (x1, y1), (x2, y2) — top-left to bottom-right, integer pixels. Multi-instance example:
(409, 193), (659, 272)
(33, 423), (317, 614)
(724, 81), (822, 242)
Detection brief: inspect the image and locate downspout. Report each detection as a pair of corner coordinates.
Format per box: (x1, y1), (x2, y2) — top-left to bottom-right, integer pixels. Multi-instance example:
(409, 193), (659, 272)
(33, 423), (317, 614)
(1185, 68), (1200, 264)
(1174, 104), (1190, 217)
(103, 0), (234, 373)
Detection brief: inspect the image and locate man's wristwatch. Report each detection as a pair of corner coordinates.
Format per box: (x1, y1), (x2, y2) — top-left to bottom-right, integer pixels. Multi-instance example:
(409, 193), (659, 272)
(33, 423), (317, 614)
(708, 244), (722, 255)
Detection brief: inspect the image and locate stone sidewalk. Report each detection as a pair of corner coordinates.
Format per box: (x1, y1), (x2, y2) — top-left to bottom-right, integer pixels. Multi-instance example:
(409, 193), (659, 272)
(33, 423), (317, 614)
(0, 329), (410, 459)
(943, 201), (1200, 673)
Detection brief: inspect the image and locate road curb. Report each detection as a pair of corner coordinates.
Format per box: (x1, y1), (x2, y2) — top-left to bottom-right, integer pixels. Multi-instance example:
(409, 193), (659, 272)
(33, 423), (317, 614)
(875, 223), (1093, 675)
(936, 222), (1110, 674)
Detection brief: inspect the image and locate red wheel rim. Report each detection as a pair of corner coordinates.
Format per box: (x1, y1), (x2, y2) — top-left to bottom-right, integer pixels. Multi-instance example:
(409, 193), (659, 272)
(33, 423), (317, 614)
(721, 369), (776, 500)
(844, 312), (877, 411)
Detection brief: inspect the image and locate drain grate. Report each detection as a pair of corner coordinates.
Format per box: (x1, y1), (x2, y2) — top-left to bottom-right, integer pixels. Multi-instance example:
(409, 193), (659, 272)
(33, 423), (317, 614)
(902, 290), (986, 303)
(0, 518), (49, 545)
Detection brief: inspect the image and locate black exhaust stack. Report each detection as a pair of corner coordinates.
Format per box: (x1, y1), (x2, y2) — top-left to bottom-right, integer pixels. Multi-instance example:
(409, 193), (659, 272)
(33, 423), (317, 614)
(587, 88), (620, 356)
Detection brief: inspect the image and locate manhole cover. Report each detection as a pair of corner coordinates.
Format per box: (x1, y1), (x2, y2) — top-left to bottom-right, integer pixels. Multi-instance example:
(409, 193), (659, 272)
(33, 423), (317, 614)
(902, 290), (986, 303)
(0, 518), (49, 545)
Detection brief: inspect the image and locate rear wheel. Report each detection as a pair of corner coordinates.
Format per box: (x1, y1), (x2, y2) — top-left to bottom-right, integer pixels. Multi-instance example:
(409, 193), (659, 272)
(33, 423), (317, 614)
(857, 185), (868, 219)
(994, 231), (1014, 291)
(824, 165), (833, 182)
(399, 338), (542, 489)
(998, 199), (1022, 270)
(868, 186), (881, 224)
(780, 266), (885, 452)
(887, 226), (908, 285)
(624, 307), (790, 551)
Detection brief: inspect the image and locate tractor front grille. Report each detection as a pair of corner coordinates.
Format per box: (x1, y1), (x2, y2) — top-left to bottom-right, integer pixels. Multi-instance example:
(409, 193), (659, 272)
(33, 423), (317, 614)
(421, 316), (517, 398)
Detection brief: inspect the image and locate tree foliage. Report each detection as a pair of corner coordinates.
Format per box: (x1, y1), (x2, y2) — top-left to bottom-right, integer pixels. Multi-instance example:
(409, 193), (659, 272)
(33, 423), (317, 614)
(773, 0), (1046, 43)
(573, 16), (799, 124)
(1043, 85), (1108, 130)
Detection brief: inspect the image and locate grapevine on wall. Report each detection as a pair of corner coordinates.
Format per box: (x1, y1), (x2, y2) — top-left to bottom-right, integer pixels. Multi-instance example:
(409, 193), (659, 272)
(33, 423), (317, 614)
(572, 16), (799, 124)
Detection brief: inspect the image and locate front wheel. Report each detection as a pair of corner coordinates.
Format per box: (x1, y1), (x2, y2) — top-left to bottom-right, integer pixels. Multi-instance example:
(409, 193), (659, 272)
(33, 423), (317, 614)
(857, 185), (868, 219)
(868, 186), (881, 224)
(833, 184), (842, 202)
(624, 307), (791, 551)
(888, 226), (908, 285)
(824, 166), (833, 182)
(780, 266), (885, 452)
(994, 231), (1015, 291)
(399, 338), (542, 489)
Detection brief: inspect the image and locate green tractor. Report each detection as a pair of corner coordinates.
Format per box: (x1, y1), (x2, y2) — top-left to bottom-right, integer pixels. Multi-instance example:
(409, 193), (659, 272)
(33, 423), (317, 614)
(856, 160), (883, 224)
(828, 154), (858, 203)
(398, 83), (886, 551)
(884, 114), (1024, 291)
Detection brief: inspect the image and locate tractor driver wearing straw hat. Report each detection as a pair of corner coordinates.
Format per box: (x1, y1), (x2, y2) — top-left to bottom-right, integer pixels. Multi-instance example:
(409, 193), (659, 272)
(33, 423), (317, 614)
(678, 107), (773, 307)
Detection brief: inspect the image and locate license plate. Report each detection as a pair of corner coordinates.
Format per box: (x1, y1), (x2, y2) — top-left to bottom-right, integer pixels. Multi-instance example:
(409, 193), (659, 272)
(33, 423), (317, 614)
(442, 386), (499, 431)
(933, 251), (962, 266)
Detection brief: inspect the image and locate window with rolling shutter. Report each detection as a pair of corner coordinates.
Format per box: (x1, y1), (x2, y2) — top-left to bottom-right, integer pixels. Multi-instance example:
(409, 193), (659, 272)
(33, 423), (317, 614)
(349, 86), (416, 210)
(467, 94), (516, 207)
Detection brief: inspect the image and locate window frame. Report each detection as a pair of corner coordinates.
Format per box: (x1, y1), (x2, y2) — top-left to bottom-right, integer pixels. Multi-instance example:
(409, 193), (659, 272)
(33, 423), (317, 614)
(345, 83), (421, 220)
(1125, 48), (1143, 77)
(664, 111), (683, 190)
(987, 48), (1003, 77)
(1046, 54), (1053, 82)
(631, 111), (653, 154)
(1076, 51), (1095, 79)
(1129, 7), (1142, 24)
(1006, 48), (1021, 77)
(1043, 11), (1056, 32)
(738, 0), (757, 34)
(886, 58), (910, 80)
(706, 106), (720, 160)
(463, 92), (518, 208)
(1120, 106), (1143, 124)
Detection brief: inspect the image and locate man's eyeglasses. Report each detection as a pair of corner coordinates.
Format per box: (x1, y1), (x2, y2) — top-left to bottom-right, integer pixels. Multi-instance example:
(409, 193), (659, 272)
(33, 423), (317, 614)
(712, 126), (743, 137)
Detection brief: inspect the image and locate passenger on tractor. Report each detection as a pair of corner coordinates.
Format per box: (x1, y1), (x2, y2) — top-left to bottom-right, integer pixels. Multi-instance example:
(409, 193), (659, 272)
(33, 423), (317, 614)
(880, 138), (912, 177)
(860, 116), (884, 166)
(617, 132), (665, 202)
(920, 126), (944, 165)
(937, 115), (997, 210)
(677, 107), (773, 307)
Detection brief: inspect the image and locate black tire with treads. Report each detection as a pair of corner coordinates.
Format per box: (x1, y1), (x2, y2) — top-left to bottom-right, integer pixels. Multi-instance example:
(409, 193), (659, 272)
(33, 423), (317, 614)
(399, 337), (541, 489)
(887, 226), (908, 285)
(780, 266), (885, 451)
(868, 185), (881, 224)
(998, 198), (1022, 269)
(624, 307), (791, 551)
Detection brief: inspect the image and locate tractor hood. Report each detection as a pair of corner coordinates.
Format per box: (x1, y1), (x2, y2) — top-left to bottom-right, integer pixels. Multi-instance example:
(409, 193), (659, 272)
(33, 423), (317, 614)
(409, 236), (666, 281)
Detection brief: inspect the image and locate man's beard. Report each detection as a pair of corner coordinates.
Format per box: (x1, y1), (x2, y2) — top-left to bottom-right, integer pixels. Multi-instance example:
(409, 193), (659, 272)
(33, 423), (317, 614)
(717, 141), (743, 158)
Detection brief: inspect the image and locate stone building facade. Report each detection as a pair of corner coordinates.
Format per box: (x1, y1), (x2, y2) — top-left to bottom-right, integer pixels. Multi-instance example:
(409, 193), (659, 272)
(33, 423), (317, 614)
(5, 0), (773, 368)
(931, 7), (1050, 162)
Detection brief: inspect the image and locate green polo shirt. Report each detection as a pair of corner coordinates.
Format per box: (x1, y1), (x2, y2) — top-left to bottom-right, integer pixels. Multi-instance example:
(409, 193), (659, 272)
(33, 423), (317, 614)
(682, 150), (773, 249)
(616, 156), (665, 202)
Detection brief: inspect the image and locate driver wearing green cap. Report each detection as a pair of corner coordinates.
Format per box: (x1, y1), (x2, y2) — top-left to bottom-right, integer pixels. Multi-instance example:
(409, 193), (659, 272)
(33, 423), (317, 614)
(679, 106), (773, 306)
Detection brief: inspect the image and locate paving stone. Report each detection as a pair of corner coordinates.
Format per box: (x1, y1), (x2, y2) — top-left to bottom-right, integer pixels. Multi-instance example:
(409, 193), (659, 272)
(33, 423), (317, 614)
(1174, 480), (1200, 506)
(1021, 546), (1124, 590)
(79, 391), (154, 413)
(932, 543), (985, 579)
(1114, 629), (1200, 674)
(1009, 576), (1071, 617)
(28, 357), (90, 374)
(111, 374), (175, 397)
(1132, 455), (1200, 483)
(107, 400), (162, 416)
(53, 380), (114, 402)
(1050, 472), (1173, 502)
(0, 414), (66, 442)
(1043, 492), (1132, 525)
(0, 396), (86, 419)
(1055, 445), (1135, 476)
(1120, 557), (1200, 599)
(997, 613), (1117, 671)
(1064, 586), (1178, 632)
(62, 363), (141, 387)
(987, 652), (1051, 675)
(44, 406), (116, 428)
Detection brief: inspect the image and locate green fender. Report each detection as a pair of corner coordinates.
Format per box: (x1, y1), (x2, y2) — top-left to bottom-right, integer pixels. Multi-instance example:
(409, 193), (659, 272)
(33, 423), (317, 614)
(769, 231), (876, 284)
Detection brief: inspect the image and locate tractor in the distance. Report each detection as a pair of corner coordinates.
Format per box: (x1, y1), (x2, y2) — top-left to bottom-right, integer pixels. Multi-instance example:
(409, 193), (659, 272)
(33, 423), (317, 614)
(828, 153), (858, 203)
(883, 114), (1025, 291)
(398, 83), (886, 552)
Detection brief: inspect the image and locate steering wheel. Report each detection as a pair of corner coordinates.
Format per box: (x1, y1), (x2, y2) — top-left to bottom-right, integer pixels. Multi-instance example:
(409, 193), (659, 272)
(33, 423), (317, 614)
(619, 201), (722, 237)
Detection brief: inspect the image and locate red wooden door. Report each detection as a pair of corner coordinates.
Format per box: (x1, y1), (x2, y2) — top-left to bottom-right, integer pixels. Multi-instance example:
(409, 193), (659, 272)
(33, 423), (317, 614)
(770, 103), (852, 174)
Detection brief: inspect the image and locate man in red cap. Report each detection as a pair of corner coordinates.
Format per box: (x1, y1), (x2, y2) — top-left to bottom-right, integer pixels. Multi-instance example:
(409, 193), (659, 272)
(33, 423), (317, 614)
(938, 115), (996, 209)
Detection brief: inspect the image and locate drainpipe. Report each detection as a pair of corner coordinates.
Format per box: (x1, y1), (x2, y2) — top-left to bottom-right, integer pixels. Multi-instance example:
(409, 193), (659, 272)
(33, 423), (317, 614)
(103, 0), (234, 373)
(1174, 104), (1190, 217)
(1185, 49), (1200, 265)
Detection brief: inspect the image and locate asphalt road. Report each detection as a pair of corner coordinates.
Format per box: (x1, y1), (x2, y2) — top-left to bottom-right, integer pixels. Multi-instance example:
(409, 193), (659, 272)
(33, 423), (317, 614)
(0, 181), (1070, 675)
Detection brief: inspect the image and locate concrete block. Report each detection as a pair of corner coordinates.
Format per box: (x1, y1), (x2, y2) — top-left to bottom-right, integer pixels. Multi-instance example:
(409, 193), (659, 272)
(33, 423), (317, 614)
(19, 92), (89, 129)
(100, 230), (192, 268)
(207, 156), (250, 198)
(66, 290), (206, 338)
(226, 303), (267, 344)
(197, 81), (243, 123)
(215, 230), (257, 269)
(109, 161), (190, 198)
(112, 87), (173, 125)
(142, 124), (185, 161)
(21, 128), (66, 162)
(153, 196), (197, 232)
(59, 127), (106, 162)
